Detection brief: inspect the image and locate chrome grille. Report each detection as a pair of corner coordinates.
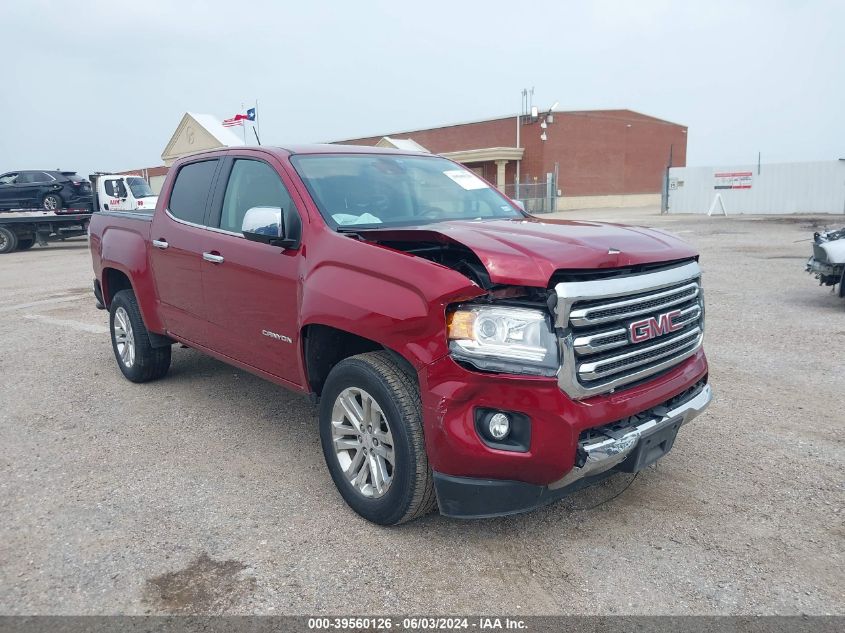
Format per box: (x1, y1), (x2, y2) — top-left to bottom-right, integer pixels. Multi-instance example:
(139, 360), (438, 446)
(555, 261), (704, 399)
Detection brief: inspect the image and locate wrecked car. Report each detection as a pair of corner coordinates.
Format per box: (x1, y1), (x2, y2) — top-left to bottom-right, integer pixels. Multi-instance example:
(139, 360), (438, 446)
(806, 226), (845, 302)
(87, 145), (711, 524)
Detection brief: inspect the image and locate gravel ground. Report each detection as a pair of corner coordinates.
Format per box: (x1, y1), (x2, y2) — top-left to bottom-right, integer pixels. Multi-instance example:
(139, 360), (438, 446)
(0, 209), (843, 615)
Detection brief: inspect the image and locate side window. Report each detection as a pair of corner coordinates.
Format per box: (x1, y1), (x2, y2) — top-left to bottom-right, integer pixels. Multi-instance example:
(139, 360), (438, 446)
(17, 173), (35, 184)
(219, 159), (293, 234)
(168, 160), (218, 225)
(33, 172), (53, 183)
(104, 180), (116, 197)
(0, 173), (17, 185)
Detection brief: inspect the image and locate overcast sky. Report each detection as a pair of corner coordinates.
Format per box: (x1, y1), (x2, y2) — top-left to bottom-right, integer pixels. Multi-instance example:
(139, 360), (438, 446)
(1, 0), (841, 178)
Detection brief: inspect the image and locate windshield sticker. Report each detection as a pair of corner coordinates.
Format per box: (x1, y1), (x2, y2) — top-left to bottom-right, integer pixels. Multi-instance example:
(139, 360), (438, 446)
(443, 170), (489, 191)
(332, 212), (382, 225)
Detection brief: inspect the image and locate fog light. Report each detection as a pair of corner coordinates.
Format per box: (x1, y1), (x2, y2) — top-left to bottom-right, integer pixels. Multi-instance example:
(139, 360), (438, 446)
(488, 413), (510, 440)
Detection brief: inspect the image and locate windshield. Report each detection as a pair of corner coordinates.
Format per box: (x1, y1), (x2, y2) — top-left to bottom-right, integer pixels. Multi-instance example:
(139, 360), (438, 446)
(291, 154), (523, 229)
(126, 177), (154, 198)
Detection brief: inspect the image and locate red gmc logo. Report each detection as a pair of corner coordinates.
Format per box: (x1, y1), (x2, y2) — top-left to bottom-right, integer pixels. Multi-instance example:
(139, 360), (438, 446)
(629, 309), (683, 344)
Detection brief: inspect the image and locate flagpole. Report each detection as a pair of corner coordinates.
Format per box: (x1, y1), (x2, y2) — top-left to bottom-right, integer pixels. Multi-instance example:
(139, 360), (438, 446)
(241, 102), (246, 143)
(255, 99), (260, 138)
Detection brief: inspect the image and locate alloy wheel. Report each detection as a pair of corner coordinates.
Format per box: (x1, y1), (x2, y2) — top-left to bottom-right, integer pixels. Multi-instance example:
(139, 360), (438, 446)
(113, 307), (136, 368)
(330, 387), (396, 498)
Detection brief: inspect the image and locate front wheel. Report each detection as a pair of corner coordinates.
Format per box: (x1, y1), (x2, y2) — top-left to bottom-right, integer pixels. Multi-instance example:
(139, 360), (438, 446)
(109, 289), (171, 382)
(319, 351), (436, 525)
(43, 193), (63, 211)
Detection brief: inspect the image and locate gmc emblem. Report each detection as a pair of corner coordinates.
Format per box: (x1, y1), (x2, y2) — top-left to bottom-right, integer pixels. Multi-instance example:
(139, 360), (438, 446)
(629, 309), (683, 344)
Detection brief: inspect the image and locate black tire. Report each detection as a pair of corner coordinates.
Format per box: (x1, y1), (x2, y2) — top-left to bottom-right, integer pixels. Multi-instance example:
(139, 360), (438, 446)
(839, 266), (845, 299)
(42, 193), (63, 211)
(319, 351), (436, 525)
(0, 227), (18, 254)
(109, 289), (171, 383)
(17, 238), (34, 251)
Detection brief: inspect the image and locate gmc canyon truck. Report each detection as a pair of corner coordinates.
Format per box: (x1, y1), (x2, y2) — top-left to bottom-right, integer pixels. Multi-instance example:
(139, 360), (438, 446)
(89, 145), (711, 524)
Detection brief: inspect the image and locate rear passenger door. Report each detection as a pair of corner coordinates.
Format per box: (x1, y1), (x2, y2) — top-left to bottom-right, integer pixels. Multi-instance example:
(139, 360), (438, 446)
(149, 158), (221, 344)
(200, 154), (305, 386)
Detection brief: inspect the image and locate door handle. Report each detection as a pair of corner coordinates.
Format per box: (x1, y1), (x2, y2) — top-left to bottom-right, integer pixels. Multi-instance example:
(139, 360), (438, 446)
(152, 239), (168, 249)
(203, 252), (224, 264)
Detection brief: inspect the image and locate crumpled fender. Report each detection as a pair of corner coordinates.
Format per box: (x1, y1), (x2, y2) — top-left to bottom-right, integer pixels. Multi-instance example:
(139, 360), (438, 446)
(299, 230), (485, 369)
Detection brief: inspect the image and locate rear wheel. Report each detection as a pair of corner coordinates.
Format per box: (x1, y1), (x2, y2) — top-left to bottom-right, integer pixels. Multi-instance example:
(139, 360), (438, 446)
(17, 238), (34, 251)
(42, 193), (62, 211)
(0, 227), (18, 254)
(319, 351), (436, 525)
(109, 289), (171, 382)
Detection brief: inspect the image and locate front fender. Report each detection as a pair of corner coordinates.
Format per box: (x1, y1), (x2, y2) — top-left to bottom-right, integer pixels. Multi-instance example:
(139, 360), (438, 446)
(299, 235), (484, 369)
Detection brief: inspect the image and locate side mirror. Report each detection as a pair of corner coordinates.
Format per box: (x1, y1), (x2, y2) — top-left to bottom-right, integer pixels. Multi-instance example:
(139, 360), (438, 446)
(242, 206), (300, 249)
(512, 199), (526, 212)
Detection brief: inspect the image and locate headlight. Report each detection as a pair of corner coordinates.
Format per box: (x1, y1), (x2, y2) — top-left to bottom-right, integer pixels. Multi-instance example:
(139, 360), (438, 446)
(447, 305), (559, 376)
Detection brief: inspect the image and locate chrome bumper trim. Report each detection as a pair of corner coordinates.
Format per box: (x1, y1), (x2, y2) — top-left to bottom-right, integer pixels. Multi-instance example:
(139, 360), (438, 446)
(549, 383), (712, 490)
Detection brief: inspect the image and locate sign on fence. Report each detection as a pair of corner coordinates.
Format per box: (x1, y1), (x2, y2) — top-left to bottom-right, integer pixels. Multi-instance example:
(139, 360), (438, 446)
(714, 171), (753, 190)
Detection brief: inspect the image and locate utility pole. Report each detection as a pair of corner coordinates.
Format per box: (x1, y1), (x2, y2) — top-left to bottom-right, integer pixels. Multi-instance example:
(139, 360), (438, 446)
(516, 89), (526, 200)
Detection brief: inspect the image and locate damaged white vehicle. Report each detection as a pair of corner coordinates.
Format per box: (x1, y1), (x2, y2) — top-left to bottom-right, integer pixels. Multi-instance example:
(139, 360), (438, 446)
(806, 227), (845, 302)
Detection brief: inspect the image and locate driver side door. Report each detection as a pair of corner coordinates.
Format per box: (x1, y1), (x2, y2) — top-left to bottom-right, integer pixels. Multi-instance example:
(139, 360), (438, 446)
(103, 178), (129, 211)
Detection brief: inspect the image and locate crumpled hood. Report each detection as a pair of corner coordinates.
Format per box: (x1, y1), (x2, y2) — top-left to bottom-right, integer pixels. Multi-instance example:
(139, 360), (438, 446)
(359, 217), (698, 287)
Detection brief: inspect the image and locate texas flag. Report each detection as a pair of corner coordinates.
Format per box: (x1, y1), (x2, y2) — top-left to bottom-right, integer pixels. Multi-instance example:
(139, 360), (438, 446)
(222, 108), (257, 127)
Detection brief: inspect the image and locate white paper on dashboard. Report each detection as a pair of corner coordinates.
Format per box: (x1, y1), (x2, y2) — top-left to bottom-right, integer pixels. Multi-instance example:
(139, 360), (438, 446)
(443, 170), (489, 190)
(332, 213), (382, 225)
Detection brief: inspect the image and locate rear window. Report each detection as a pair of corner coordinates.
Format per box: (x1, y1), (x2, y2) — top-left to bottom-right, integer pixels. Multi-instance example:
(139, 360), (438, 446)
(167, 160), (218, 225)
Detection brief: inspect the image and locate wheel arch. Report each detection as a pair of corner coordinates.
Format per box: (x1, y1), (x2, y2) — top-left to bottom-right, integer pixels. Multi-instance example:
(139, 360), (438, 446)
(301, 324), (418, 398)
(100, 264), (167, 337)
(102, 267), (133, 306)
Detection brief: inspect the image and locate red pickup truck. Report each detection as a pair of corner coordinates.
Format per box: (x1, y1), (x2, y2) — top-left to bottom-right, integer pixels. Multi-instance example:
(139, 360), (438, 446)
(89, 145), (711, 524)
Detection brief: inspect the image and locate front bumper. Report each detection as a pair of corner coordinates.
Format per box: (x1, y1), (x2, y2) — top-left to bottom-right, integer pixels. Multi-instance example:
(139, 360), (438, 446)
(434, 382), (712, 518)
(419, 349), (709, 484)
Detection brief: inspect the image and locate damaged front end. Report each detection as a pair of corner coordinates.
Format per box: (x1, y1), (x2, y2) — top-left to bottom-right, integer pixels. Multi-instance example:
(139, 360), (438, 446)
(806, 227), (845, 300)
(347, 229), (560, 376)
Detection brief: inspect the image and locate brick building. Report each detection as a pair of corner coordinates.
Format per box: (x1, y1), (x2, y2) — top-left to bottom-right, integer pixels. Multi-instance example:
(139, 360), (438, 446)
(335, 109), (687, 209)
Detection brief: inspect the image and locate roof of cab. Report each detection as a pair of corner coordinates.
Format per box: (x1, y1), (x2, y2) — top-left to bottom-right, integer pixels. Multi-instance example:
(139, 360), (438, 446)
(271, 144), (429, 156)
(169, 144), (432, 165)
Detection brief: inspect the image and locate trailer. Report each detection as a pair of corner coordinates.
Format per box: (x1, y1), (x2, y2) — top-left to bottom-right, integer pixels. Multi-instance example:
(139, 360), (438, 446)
(0, 208), (92, 254)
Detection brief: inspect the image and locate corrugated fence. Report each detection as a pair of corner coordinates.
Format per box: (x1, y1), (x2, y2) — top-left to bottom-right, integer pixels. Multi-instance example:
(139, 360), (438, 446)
(667, 160), (845, 214)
